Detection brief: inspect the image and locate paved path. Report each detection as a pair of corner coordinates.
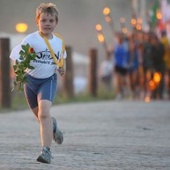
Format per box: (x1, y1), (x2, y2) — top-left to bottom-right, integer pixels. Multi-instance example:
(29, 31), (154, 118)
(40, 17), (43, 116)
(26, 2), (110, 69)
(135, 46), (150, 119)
(0, 100), (170, 170)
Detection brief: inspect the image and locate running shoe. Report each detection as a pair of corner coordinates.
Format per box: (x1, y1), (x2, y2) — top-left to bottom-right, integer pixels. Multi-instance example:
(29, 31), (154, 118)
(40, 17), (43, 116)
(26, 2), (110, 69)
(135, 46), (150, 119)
(37, 147), (52, 164)
(52, 117), (63, 144)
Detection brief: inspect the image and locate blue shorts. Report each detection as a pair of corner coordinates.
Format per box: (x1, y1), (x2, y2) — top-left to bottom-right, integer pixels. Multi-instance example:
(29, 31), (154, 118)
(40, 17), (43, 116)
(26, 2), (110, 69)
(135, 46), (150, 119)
(24, 73), (57, 109)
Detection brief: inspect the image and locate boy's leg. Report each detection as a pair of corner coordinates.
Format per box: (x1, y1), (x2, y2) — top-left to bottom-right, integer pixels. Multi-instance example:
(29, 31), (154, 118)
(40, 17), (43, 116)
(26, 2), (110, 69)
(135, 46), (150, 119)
(36, 100), (54, 164)
(32, 107), (39, 121)
(38, 100), (53, 147)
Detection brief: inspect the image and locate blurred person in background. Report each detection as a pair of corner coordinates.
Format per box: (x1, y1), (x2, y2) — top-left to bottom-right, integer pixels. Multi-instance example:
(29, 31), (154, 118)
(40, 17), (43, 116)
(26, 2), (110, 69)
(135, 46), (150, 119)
(112, 32), (130, 99)
(150, 33), (165, 99)
(99, 51), (113, 91)
(129, 31), (146, 100)
(142, 32), (153, 99)
(160, 30), (170, 99)
(128, 35), (140, 99)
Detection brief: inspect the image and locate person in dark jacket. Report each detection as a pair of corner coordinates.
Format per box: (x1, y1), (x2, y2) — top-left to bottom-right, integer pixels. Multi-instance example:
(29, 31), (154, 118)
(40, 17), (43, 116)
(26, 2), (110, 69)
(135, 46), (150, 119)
(150, 34), (165, 99)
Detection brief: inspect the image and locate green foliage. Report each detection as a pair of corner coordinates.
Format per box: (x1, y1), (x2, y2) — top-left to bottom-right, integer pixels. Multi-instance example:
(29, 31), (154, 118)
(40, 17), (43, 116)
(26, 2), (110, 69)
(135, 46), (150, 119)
(12, 44), (36, 92)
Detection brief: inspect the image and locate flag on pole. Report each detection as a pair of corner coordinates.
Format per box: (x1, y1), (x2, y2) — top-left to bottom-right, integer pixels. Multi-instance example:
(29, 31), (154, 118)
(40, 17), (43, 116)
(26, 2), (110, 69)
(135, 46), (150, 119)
(149, 0), (159, 29)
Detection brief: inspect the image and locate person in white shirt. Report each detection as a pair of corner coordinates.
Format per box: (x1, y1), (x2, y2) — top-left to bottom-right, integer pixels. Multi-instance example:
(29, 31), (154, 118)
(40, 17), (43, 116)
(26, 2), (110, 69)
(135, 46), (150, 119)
(10, 3), (67, 164)
(99, 52), (113, 90)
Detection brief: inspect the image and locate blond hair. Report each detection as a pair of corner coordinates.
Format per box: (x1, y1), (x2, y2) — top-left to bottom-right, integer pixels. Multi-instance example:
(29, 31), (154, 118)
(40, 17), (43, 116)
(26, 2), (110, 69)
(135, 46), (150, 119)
(36, 3), (59, 23)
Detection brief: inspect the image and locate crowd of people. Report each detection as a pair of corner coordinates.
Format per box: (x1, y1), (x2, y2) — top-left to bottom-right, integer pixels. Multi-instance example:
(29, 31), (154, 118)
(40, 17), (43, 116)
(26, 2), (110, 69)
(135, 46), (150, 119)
(99, 30), (170, 101)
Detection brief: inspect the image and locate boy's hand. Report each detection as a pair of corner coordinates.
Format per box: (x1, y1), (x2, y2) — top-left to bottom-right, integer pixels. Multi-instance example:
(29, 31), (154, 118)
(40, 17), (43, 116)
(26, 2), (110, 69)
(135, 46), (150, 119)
(58, 67), (66, 77)
(58, 59), (66, 77)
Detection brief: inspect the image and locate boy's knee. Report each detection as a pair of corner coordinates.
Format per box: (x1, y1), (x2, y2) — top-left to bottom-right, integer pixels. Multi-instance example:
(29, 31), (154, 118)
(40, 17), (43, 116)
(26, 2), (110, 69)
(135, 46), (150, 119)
(38, 111), (49, 120)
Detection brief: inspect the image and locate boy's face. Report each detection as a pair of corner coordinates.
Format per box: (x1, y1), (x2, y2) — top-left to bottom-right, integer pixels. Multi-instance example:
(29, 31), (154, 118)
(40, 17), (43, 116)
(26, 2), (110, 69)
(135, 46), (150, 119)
(37, 12), (57, 38)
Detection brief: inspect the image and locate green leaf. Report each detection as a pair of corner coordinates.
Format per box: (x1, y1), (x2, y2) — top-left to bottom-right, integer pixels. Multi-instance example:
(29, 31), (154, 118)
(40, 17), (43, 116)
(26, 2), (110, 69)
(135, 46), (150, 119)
(13, 43), (36, 92)
(19, 55), (24, 60)
(27, 65), (34, 69)
(13, 65), (17, 71)
(19, 50), (25, 56)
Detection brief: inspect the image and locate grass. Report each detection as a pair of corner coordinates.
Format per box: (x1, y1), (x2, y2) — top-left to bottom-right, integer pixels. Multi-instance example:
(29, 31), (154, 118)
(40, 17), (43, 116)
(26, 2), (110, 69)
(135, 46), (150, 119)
(0, 88), (115, 113)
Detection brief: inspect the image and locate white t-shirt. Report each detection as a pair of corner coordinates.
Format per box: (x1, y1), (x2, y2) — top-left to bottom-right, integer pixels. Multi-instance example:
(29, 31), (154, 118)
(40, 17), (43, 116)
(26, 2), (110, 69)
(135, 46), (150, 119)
(10, 31), (67, 79)
(99, 60), (113, 78)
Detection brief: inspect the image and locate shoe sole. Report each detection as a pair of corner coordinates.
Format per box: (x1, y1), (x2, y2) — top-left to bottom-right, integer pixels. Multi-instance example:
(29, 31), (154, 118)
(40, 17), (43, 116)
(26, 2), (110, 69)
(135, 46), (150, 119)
(37, 155), (51, 164)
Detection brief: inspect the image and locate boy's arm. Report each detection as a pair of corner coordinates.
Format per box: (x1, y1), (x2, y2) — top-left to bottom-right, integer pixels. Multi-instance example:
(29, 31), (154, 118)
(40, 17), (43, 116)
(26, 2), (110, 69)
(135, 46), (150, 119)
(58, 59), (66, 77)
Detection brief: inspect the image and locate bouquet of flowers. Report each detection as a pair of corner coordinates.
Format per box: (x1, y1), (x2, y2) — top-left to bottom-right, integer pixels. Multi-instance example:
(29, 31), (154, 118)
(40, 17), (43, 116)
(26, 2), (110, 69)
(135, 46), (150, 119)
(12, 44), (36, 91)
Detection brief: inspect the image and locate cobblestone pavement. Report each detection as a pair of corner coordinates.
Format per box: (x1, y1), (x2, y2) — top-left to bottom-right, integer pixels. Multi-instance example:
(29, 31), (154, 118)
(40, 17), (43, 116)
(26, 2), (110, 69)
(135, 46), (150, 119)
(0, 100), (170, 170)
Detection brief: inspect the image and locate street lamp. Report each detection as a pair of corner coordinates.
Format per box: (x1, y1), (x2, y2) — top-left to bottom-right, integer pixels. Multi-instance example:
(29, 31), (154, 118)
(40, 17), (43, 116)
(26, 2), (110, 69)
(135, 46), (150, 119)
(156, 9), (162, 20)
(15, 23), (28, 33)
(103, 7), (115, 35)
(95, 24), (102, 32)
(103, 7), (110, 16)
(120, 18), (128, 34)
(95, 24), (108, 53)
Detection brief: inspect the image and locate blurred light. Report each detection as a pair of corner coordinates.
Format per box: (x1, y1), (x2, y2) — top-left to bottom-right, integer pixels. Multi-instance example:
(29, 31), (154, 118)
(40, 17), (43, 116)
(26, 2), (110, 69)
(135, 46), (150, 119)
(156, 10), (162, 20)
(97, 33), (105, 43)
(16, 23), (28, 33)
(144, 96), (151, 103)
(153, 72), (161, 83)
(149, 80), (156, 90)
(103, 7), (110, 16)
(96, 24), (102, 31)
(105, 16), (112, 23)
(131, 18), (136, 26)
(136, 24), (142, 30)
